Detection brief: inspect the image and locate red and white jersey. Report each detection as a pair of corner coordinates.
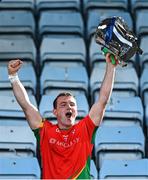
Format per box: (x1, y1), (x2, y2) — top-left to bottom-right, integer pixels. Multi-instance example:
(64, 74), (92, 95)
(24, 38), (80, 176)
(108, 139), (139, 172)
(33, 115), (97, 179)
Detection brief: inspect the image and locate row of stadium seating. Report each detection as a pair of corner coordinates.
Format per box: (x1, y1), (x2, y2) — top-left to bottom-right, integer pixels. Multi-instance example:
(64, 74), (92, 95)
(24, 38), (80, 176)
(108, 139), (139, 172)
(0, 8), (147, 39)
(0, 0), (148, 15)
(0, 34), (148, 70)
(0, 0), (148, 179)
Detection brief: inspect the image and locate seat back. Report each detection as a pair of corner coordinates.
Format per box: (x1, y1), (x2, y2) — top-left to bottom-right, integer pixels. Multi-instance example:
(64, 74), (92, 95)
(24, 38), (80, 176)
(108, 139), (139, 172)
(40, 65), (89, 96)
(140, 67), (148, 106)
(0, 125), (36, 157)
(0, 10), (35, 38)
(136, 10), (148, 38)
(36, 0), (81, 12)
(0, 95), (37, 118)
(95, 126), (145, 168)
(103, 96), (144, 127)
(0, 35), (36, 66)
(40, 35), (86, 67)
(0, 65), (36, 95)
(39, 10), (84, 38)
(90, 66), (139, 103)
(0, 157), (40, 178)
(99, 159), (148, 179)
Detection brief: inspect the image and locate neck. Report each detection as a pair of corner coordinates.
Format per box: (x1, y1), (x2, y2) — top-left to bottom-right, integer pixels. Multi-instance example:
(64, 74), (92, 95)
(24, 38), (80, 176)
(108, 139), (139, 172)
(58, 124), (72, 130)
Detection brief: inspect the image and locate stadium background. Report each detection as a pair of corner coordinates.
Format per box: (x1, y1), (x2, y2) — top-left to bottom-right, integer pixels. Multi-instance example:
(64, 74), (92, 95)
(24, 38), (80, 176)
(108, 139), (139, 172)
(0, 0), (148, 179)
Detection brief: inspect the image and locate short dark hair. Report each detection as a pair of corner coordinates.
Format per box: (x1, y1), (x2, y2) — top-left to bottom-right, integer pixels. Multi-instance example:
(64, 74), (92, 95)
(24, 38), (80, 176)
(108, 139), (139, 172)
(53, 92), (74, 109)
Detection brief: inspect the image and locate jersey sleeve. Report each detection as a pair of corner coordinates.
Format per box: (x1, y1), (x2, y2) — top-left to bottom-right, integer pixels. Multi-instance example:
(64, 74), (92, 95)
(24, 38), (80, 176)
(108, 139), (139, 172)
(32, 119), (52, 148)
(78, 115), (98, 144)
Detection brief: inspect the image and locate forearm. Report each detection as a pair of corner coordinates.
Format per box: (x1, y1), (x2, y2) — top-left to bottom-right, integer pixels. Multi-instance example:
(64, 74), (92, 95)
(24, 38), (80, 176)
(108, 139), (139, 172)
(8, 60), (42, 129)
(9, 75), (31, 111)
(89, 54), (117, 126)
(98, 63), (116, 106)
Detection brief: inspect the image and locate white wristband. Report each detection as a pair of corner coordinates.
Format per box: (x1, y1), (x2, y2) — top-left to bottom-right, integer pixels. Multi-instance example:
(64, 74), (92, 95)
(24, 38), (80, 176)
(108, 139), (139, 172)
(8, 73), (20, 84)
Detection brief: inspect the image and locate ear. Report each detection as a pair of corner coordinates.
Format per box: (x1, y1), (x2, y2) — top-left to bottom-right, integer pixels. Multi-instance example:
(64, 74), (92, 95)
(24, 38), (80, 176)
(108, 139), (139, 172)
(53, 109), (57, 116)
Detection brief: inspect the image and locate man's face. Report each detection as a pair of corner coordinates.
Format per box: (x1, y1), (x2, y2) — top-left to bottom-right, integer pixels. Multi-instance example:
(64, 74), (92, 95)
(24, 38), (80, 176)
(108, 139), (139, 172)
(53, 96), (78, 129)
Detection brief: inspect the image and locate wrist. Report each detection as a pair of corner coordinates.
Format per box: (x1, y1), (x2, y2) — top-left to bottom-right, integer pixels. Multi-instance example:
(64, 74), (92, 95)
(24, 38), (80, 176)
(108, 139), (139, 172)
(8, 73), (20, 84)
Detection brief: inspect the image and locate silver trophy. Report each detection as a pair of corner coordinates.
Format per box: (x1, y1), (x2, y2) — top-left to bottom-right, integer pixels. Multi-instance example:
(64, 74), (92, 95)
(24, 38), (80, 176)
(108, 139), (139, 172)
(95, 16), (143, 66)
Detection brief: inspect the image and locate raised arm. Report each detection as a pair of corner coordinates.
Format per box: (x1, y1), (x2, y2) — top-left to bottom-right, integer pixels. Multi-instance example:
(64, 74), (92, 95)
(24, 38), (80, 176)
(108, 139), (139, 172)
(8, 59), (42, 129)
(89, 53), (117, 126)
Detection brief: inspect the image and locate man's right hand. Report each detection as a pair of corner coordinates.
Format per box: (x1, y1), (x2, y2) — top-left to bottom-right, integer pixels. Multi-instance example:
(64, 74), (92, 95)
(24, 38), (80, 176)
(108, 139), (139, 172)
(8, 59), (23, 75)
(105, 53), (118, 67)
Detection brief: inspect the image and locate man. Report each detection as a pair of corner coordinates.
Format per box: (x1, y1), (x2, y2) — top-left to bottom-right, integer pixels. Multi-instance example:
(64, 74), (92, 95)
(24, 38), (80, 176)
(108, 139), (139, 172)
(7, 53), (117, 179)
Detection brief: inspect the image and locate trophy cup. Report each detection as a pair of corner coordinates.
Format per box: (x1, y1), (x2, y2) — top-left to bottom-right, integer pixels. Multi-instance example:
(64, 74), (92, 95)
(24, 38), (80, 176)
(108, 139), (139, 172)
(95, 16), (143, 66)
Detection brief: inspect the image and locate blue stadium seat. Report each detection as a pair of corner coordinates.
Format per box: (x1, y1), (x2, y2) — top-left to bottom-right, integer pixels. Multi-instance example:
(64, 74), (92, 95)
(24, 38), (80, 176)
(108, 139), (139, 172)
(103, 96), (144, 127)
(0, 157), (40, 179)
(99, 159), (148, 179)
(90, 159), (98, 179)
(40, 65), (89, 96)
(0, 65), (37, 95)
(0, 125), (36, 157)
(139, 36), (148, 70)
(0, 10), (35, 38)
(1, 65), (36, 94)
(131, 0), (148, 16)
(95, 126), (145, 169)
(0, 118), (28, 127)
(40, 35), (86, 67)
(145, 104), (148, 137)
(90, 66), (139, 103)
(83, 0), (128, 13)
(136, 10), (148, 39)
(0, 95), (37, 119)
(0, 0), (35, 12)
(87, 10), (133, 40)
(140, 67), (148, 106)
(0, 94), (37, 126)
(39, 10), (84, 38)
(0, 35), (37, 67)
(39, 93), (89, 121)
(36, 0), (81, 12)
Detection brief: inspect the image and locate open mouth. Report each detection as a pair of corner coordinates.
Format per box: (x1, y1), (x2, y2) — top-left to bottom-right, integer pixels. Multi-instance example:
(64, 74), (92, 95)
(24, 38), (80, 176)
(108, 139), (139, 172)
(65, 112), (72, 118)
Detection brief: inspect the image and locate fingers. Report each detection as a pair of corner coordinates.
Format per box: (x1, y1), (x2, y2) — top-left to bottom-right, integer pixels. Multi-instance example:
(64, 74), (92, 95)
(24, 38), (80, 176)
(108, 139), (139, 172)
(106, 53), (118, 66)
(8, 59), (23, 75)
(106, 53), (111, 63)
(9, 59), (23, 68)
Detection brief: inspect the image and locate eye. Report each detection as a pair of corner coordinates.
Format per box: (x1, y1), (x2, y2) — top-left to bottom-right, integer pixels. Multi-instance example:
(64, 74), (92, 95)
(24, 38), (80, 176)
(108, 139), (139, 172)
(60, 102), (66, 107)
(70, 102), (75, 107)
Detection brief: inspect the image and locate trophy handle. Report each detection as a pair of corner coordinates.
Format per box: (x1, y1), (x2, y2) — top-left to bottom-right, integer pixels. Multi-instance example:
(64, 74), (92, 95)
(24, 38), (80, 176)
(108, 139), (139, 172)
(102, 47), (116, 65)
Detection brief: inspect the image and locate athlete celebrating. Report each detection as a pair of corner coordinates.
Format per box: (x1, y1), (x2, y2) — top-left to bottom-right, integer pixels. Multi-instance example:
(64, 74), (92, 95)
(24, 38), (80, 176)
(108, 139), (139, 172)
(7, 53), (117, 179)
